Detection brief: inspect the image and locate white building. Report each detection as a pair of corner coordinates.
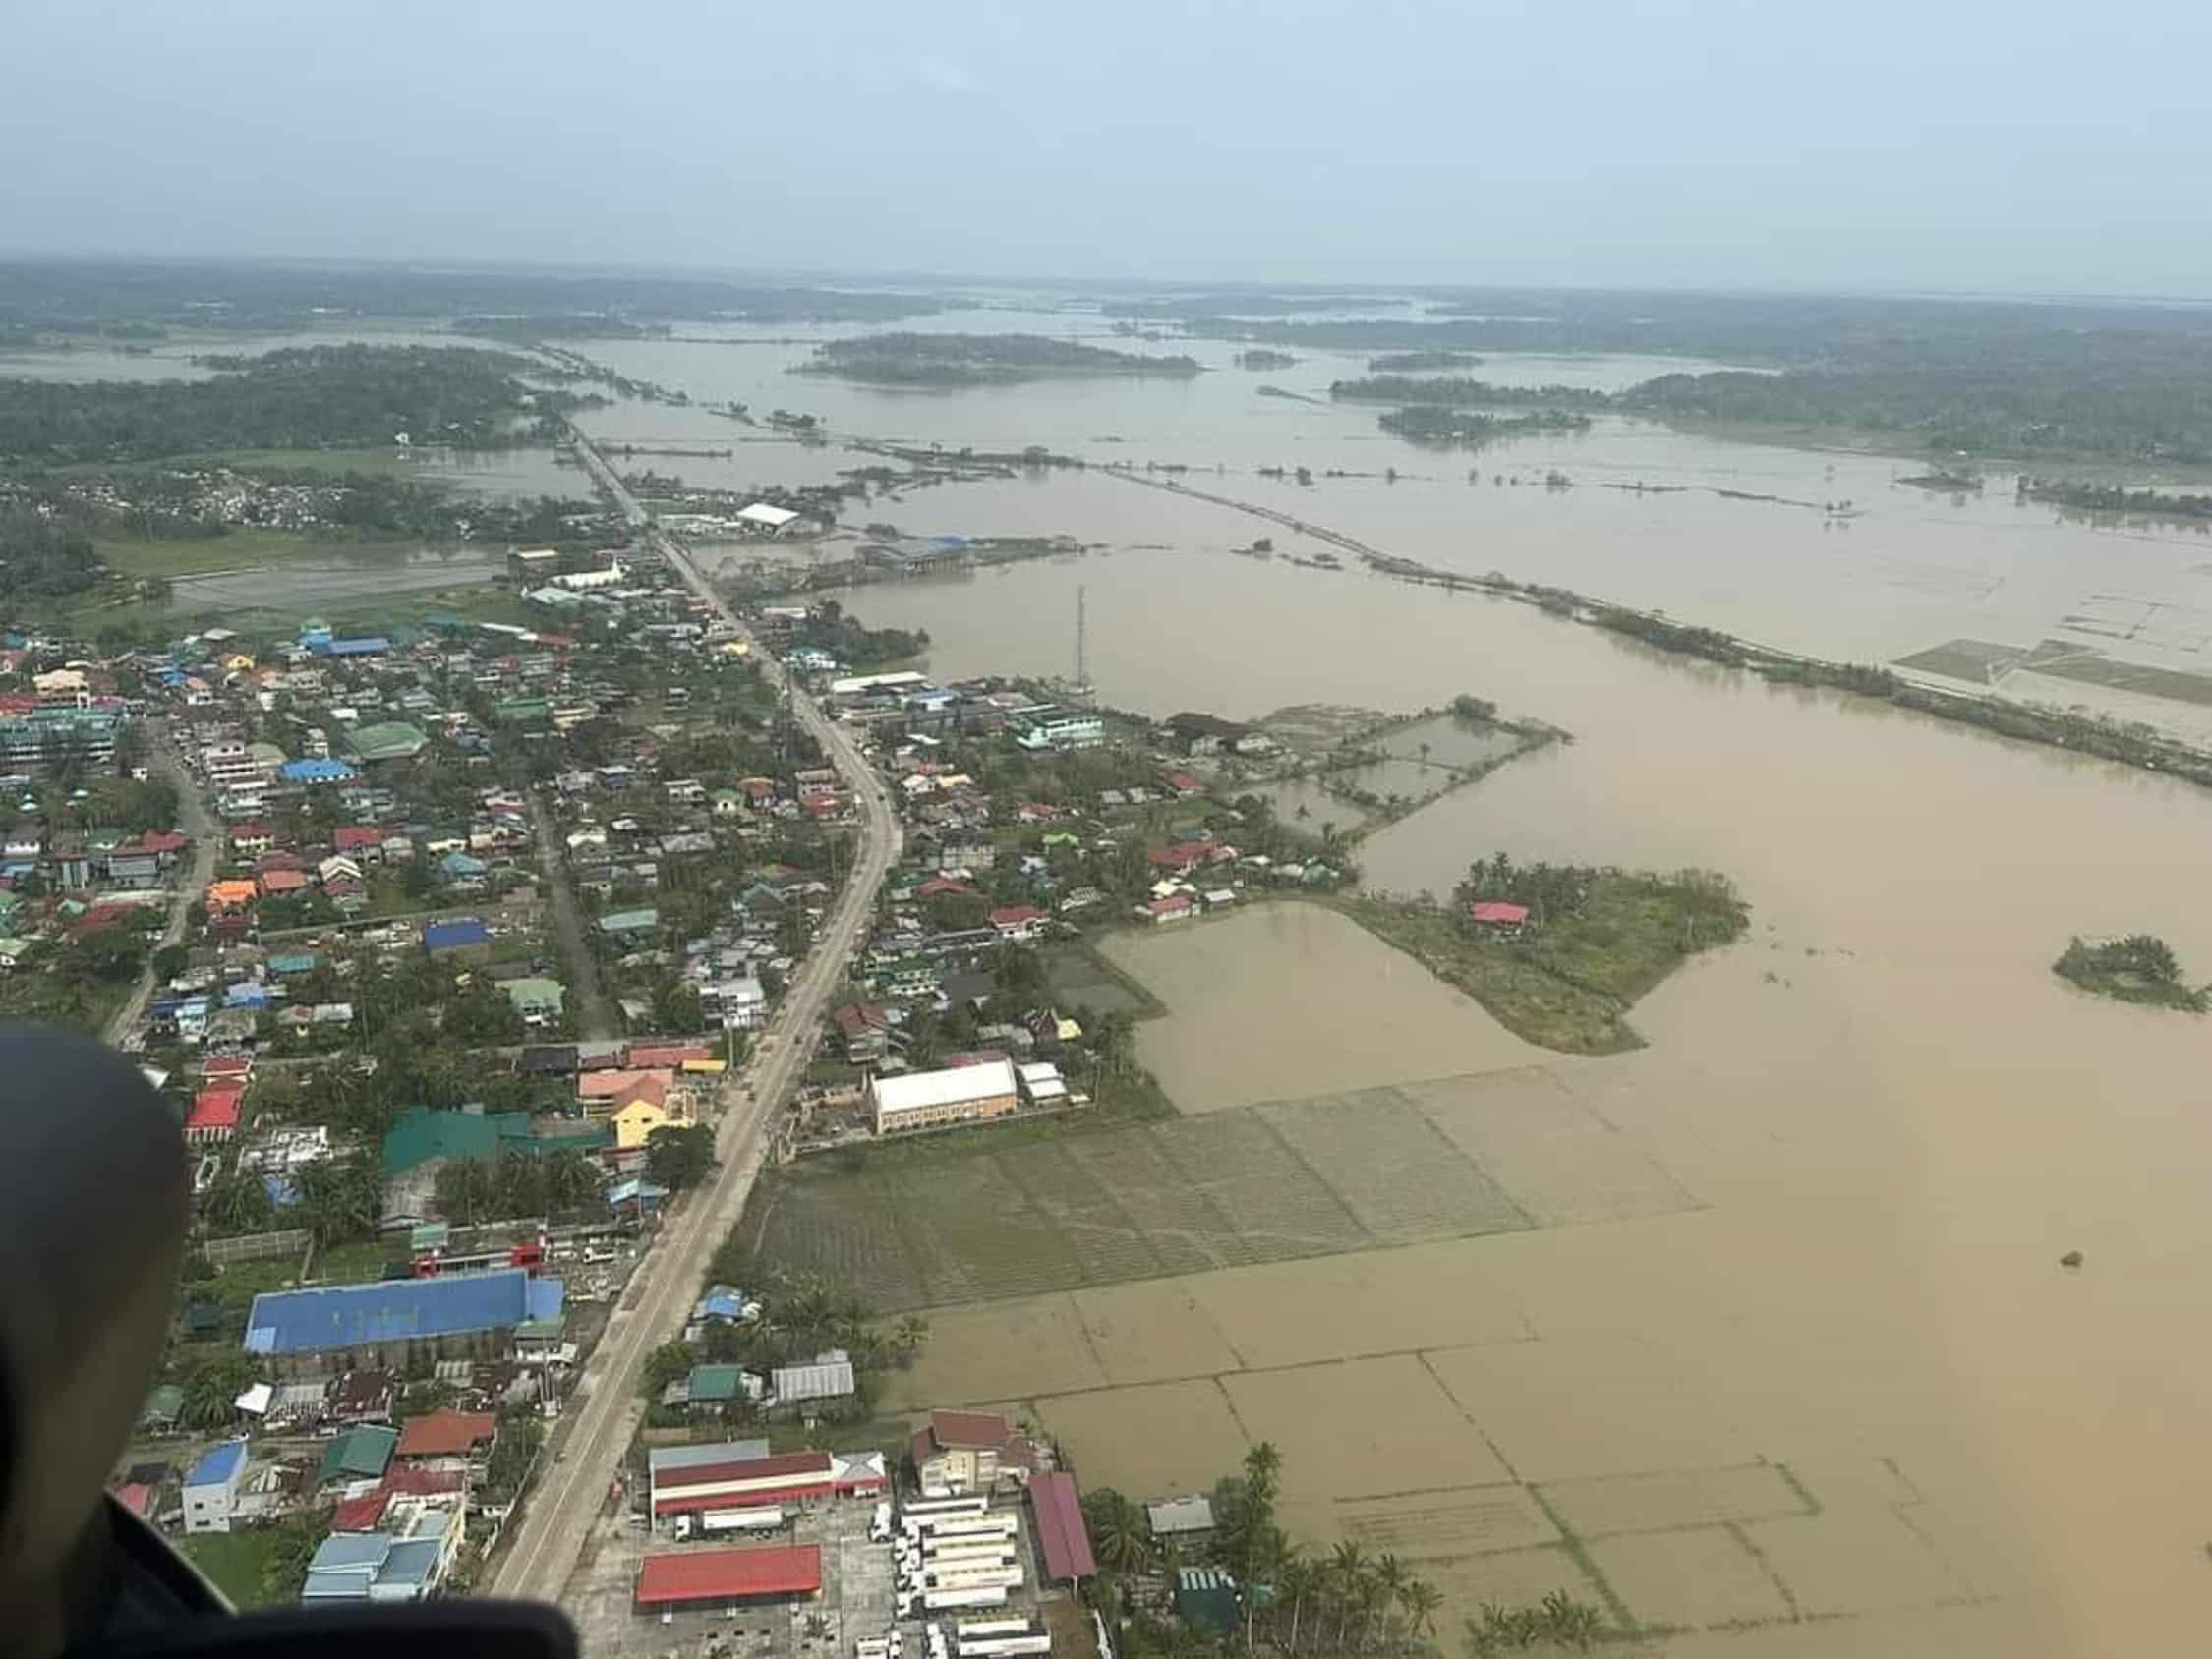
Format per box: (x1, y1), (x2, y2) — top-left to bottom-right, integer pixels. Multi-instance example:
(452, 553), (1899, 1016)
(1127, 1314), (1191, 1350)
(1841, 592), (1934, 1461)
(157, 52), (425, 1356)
(1015, 716), (1104, 752)
(183, 1440), (249, 1535)
(737, 502), (803, 536)
(869, 1059), (1019, 1135)
(1017, 1062), (1069, 1107)
(552, 559), (627, 592)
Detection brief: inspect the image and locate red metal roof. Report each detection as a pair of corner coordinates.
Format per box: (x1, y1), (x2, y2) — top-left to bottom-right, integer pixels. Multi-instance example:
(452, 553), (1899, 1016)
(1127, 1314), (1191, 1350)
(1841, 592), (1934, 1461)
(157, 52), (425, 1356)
(395, 1407), (496, 1459)
(653, 1478), (834, 1516)
(1029, 1472), (1098, 1582)
(113, 1482), (154, 1518)
(989, 905), (1045, 928)
(186, 1092), (241, 1130)
(1468, 900), (1531, 925)
(331, 1489), (390, 1532)
(926, 1409), (1013, 1451)
(635, 1545), (821, 1606)
(655, 1450), (832, 1491)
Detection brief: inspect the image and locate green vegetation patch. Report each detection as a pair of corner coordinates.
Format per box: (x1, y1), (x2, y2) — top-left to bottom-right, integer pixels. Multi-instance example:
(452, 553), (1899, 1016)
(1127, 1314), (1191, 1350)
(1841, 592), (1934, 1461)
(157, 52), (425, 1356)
(795, 332), (1201, 386)
(2054, 934), (2207, 1012)
(181, 1526), (285, 1609)
(1332, 857), (1748, 1055)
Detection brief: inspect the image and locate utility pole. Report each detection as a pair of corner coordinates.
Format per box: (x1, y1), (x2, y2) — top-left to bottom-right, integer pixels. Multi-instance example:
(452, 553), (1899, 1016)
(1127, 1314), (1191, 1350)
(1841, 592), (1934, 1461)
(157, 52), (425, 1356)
(1074, 585), (1089, 702)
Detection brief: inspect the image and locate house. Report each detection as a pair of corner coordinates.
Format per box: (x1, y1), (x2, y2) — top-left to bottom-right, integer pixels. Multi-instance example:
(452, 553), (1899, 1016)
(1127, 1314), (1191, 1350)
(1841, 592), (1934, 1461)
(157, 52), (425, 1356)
(988, 905), (1046, 943)
(1147, 1495), (1217, 1541)
(910, 1409), (1033, 1496)
(281, 758), (358, 787)
(394, 1408), (496, 1461)
(260, 867), (311, 897)
(183, 1440), (249, 1534)
(832, 1002), (891, 1064)
(1468, 900), (1531, 934)
(205, 879), (260, 912)
(1141, 893), (1195, 925)
(184, 1088), (243, 1146)
(770, 1350), (855, 1411)
(610, 1081), (674, 1151)
(421, 918), (492, 958)
(502, 977), (567, 1025)
(320, 1424), (399, 1486)
(333, 827), (383, 859)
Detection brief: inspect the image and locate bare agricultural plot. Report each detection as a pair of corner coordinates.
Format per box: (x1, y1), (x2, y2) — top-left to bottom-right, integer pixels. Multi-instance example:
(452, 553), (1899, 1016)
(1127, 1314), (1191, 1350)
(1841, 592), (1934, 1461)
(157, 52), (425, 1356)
(1586, 1525), (1797, 1631)
(745, 1082), (1565, 1312)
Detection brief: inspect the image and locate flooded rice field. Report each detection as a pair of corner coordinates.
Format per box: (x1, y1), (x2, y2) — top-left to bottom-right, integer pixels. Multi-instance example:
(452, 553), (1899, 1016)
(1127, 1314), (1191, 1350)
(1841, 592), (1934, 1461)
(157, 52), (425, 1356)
(843, 539), (2212, 1655)
(1099, 904), (1539, 1108)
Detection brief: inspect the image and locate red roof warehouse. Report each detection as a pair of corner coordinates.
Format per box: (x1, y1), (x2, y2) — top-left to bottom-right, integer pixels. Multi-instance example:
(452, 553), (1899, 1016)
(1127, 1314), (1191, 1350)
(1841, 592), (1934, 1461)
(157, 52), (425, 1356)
(1027, 1471), (1098, 1584)
(634, 1545), (821, 1609)
(650, 1449), (836, 1516)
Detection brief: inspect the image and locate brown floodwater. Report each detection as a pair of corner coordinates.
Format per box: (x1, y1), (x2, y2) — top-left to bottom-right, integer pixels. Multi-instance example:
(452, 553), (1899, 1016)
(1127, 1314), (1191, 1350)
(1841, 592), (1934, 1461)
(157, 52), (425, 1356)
(850, 544), (2212, 1655)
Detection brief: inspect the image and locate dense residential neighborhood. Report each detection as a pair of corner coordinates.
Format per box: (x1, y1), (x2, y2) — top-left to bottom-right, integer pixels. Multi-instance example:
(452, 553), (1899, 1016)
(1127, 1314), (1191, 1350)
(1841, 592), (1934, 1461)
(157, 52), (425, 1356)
(2, 498), (1360, 1630)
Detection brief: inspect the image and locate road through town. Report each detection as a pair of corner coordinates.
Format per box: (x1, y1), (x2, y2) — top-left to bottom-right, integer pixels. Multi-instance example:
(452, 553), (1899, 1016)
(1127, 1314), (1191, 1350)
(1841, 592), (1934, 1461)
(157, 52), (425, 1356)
(105, 723), (218, 1048)
(489, 432), (901, 1606)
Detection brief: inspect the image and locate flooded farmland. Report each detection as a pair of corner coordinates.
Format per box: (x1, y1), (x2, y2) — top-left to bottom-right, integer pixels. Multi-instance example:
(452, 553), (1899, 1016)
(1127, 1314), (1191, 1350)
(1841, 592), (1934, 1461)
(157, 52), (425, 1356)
(833, 535), (2212, 1656)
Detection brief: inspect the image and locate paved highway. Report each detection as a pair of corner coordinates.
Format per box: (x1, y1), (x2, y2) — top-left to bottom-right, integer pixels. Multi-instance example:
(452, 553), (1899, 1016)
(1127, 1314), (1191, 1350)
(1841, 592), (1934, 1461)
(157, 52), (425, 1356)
(491, 430), (902, 1603)
(105, 723), (218, 1048)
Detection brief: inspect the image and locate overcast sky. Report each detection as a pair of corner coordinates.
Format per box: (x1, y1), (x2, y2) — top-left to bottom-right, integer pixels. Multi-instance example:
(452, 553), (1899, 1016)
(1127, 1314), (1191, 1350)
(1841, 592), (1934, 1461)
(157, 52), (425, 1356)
(8, 0), (2209, 295)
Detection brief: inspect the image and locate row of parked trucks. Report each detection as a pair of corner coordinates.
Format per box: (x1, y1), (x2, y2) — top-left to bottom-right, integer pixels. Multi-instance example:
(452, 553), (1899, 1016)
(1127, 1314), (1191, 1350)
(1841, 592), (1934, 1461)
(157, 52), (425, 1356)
(875, 1497), (1039, 1623)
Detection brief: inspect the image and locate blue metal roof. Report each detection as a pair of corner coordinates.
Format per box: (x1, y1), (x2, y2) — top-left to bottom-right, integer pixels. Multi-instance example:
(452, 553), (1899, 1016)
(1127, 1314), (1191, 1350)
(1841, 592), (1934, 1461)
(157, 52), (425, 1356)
(186, 1439), (248, 1489)
(324, 638), (392, 657)
(243, 1268), (561, 1357)
(280, 758), (358, 783)
(421, 919), (490, 951)
(378, 1538), (442, 1586)
(310, 1533), (392, 1573)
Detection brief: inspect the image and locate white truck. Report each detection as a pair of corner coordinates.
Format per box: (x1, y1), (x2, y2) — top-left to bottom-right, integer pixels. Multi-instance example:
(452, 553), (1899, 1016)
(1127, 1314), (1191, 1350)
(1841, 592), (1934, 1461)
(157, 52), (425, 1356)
(908, 1567), (1024, 1595)
(955, 1636), (1051, 1659)
(906, 1514), (1019, 1543)
(674, 1506), (784, 1540)
(869, 1502), (895, 1543)
(920, 1587), (1013, 1614)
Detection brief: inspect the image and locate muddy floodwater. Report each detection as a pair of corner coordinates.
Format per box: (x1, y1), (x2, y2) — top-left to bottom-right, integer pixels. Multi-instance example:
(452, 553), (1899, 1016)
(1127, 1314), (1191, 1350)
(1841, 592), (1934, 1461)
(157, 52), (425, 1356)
(1100, 904), (1540, 1109)
(853, 543), (2212, 1657)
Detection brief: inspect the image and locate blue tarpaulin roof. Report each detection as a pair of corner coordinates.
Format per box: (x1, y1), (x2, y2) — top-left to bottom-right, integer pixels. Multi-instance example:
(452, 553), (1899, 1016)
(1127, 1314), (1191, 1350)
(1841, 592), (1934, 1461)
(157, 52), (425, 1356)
(243, 1268), (563, 1357)
(280, 759), (358, 783)
(186, 1440), (248, 1489)
(421, 919), (490, 952)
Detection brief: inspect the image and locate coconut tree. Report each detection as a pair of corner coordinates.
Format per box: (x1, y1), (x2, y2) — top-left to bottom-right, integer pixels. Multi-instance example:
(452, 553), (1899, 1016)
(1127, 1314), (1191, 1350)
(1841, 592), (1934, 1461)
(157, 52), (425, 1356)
(1369, 1554), (1408, 1646)
(1328, 1541), (1368, 1650)
(1399, 1578), (1443, 1644)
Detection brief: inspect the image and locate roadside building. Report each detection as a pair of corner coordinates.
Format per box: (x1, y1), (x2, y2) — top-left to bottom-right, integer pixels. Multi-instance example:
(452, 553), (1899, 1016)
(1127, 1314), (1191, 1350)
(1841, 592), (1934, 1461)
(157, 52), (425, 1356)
(648, 1447), (835, 1519)
(182, 1440), (248, 1535)
(911, 1409), (1034, 1496)
(243, 1269), (564, 1377)
(633, 1545), (821, 1614)
(394, 1408), (496, 1462)
(867, 1058), (1018, 1136)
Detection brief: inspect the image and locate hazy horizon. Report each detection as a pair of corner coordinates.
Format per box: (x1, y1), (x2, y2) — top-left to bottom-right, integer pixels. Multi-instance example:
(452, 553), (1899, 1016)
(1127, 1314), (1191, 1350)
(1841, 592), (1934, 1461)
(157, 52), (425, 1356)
(9, 0), (2211, 298)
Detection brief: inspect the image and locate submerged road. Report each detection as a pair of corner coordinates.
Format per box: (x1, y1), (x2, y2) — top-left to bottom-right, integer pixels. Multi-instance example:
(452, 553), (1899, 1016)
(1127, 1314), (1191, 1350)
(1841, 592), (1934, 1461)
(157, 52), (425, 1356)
(491, 429), (902, 1605)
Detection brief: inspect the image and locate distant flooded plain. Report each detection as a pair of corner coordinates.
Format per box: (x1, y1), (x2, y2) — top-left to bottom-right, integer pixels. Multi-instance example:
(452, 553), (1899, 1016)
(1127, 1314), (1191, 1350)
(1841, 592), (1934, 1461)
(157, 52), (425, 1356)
(856, 543), (2212, 1658)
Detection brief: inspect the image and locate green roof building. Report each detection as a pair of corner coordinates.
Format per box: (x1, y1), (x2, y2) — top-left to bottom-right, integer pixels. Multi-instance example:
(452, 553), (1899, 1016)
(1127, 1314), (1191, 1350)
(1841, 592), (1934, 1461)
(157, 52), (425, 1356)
(501, 977), (566, 1020)
(1177, 1570), (1242, 1638)
(686, 1363), (748, 1403)
(597, 908), (660, 937)
(496, 698), (553, 726)
(348, 721), (430, 764)
(319, 1424), (398, 1484)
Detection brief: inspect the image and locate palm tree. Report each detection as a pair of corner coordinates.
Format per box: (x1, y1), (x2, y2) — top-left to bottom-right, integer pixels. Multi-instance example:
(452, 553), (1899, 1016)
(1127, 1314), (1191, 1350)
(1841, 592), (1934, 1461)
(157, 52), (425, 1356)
(1399, 1578), (1443, 1643)
(892, 1314), (931, 1361)
(1329, 1541), (1368, 1650)
(1086, 1491), (1152, 1573)
(1370, 1554), (1408, 1646)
